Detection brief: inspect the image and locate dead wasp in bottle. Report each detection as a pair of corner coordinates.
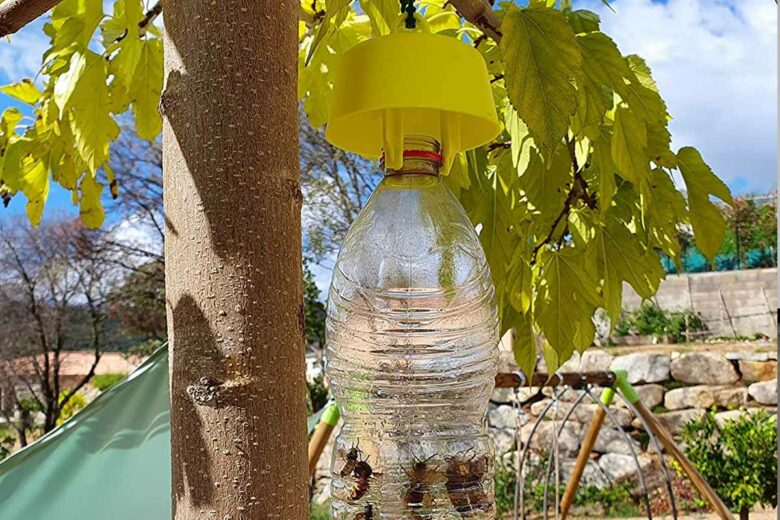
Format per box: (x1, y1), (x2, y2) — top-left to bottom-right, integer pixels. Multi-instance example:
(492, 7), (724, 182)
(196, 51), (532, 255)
(348, 453), (378, 501)
(402, 453), (445, 519)
(348, 454), (374, 500)
(340, 442), (362, 477)
(444, 451), (492, 517)
(353, 503), (373, 520)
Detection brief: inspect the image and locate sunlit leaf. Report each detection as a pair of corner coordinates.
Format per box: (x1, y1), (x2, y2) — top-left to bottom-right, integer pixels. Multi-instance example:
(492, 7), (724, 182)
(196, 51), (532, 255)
(677, 146), (733, 260)
(501, 5), (582, 159)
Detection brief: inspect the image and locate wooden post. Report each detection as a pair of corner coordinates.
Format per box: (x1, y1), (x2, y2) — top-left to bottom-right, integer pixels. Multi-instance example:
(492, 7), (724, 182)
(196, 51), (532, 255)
(559, 388), (612, 520)
(632, 400), (734, 520)
(308, 404), (340, 477)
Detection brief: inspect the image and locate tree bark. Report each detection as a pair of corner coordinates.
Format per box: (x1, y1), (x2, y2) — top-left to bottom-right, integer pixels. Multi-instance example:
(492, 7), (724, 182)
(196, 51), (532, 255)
(0, 0), (61, 37)
(161, 1), (308, 519)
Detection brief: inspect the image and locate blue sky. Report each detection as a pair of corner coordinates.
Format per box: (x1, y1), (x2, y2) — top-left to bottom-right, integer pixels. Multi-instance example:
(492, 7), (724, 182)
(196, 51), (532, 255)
(0, 0), (776, 226)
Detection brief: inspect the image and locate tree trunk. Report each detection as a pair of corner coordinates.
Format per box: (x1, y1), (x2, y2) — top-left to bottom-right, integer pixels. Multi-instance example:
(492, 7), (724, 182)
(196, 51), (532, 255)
(161, 1), (308, 518)
(739, 506), (749, 520)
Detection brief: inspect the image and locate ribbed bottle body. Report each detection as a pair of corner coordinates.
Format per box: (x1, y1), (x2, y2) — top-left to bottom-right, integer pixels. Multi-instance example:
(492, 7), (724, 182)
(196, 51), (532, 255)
(326, 172), (499, 519)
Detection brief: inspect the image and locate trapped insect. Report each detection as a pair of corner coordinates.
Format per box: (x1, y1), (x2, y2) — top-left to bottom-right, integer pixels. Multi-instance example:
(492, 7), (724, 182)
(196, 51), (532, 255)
(353, 503), (373, 520)
(403, 454), (445, 519)
(444, 452), (492, 516)
(340, 443), (362, 477)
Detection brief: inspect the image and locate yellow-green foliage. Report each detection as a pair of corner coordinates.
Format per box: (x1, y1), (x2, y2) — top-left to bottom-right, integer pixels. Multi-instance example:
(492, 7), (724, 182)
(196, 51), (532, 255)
(57, 392), (87, 425)
(0, 0), (732, 372)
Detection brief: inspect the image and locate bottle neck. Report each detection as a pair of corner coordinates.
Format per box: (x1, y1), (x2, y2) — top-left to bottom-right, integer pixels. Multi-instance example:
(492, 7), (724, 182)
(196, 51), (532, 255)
(383, 136), (442, 177)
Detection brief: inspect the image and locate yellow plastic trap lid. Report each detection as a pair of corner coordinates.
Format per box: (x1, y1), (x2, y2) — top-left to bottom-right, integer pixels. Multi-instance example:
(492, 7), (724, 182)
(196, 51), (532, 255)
(325, 31), (500, 174)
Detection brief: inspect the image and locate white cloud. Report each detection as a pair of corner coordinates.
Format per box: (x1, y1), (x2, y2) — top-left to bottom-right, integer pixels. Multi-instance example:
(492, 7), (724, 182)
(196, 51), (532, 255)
(112, 215), (163, 258)
(0, 20), (48, 81)
(577, 0), (777, 194)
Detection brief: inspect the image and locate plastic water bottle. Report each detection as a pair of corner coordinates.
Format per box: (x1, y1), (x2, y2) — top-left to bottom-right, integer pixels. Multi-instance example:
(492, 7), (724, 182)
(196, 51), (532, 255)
(325, 135), (500, 519)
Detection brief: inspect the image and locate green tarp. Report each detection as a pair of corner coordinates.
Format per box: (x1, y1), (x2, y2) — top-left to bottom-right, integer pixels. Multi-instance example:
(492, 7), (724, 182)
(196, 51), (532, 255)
(0, 348), (172, 519)
(0, 347), (329, 519)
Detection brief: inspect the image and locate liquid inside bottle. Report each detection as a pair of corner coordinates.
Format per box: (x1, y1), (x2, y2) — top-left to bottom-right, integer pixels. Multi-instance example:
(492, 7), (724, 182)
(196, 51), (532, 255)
(325, 136), (500, 519)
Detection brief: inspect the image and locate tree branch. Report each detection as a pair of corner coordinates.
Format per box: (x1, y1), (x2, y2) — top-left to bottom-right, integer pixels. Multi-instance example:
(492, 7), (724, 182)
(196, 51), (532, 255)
(0, 0), (502, 52)
(0, 0), (161, 39)
(138, 0), (162, 37)
(529, 137), (597, 265)
(0, 0), (60, 38)
(447, 0), (503, 43)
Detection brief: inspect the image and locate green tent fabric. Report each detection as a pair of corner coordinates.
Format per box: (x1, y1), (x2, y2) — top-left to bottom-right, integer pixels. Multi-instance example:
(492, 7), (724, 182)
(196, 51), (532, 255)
(0, 346), (331, 519)
(0, 347), (172, 519)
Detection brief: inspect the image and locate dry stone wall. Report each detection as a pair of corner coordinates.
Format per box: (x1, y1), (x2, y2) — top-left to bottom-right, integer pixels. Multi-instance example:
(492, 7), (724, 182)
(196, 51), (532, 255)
(487, 345), (778, 490)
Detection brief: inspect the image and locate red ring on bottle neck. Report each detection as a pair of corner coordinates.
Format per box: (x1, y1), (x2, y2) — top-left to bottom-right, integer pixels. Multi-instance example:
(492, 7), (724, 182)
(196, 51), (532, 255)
(380, 149), (444, 166)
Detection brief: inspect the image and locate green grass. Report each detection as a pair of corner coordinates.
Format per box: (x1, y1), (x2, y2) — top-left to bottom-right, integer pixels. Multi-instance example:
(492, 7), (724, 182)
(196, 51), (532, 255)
(309, 501), (330, 520)
(91, 373), (127, 391)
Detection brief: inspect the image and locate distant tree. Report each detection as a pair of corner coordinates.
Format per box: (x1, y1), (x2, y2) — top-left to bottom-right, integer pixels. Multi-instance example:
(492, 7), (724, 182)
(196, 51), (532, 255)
(299, 110), (380, 260)
(107, 259), (166, 343)
(0, 219), (117, 442)
(718, 195), (777, 269)
(104, 123), (164, 251)
(303, 260), (327, 377)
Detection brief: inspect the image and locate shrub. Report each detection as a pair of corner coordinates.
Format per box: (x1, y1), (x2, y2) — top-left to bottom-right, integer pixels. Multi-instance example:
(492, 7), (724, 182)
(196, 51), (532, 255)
(91, 373), (127, 391)
(494, 455), (639, 517)
(57, 393), (87, 425)
(667, 309), (707, 343)
(309, 501), (330, 520)
(574, 483), (640, 518)
(307, 374), (329, 414)
(681, 410), (777, 519)
(0, 428), (15, 460)
(613, 303), (706, 343)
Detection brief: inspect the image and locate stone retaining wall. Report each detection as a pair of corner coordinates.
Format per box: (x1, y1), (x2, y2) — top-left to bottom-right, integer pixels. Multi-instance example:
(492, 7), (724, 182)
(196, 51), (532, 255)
(488, 346), (778, 490)
(621, 268), (777, 337)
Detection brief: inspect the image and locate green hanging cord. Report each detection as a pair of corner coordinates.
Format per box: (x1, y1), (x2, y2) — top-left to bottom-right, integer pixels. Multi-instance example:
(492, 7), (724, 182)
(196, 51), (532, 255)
(400, 0), (416, 29)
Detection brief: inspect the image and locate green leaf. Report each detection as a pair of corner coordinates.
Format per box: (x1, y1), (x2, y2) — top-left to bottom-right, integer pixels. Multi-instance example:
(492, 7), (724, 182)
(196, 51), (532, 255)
(501, 5), (582, 159)
(129, 39), (163, 140)
(51, 0), (103, 49)
(572, 32), (628, 138)
(645, 168), (687, 262)
(0, 107), (23, 138)
(535, 247), (600, 363)
(111, 35), (143, 89)
(509, 309), (537, 379)
(567, 9), (600, 34)
(306, 0), (353, 65)
(359, 0), (399, 36)
(677, 146), (733, 260)
(589, 127), (617, 214)
(472, 151), (521, 315)
(0, 79), (43, 105)
(506, 244), (532, 314)
(591, 216), (664, 325)
(610, 105), (648, 185)
(20, 156), (50, 226)
(101, 0), (143, 46)
(502, 103), (534, 173)
(621, 55), (666, 125)
(79, 173), (105, 228)
(577, 32), (630, 96)
(521, 146), (572, 230)
(56, 51), (120, 172)
(1, 137), (28, 192)
(53, 50), (88, 110)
